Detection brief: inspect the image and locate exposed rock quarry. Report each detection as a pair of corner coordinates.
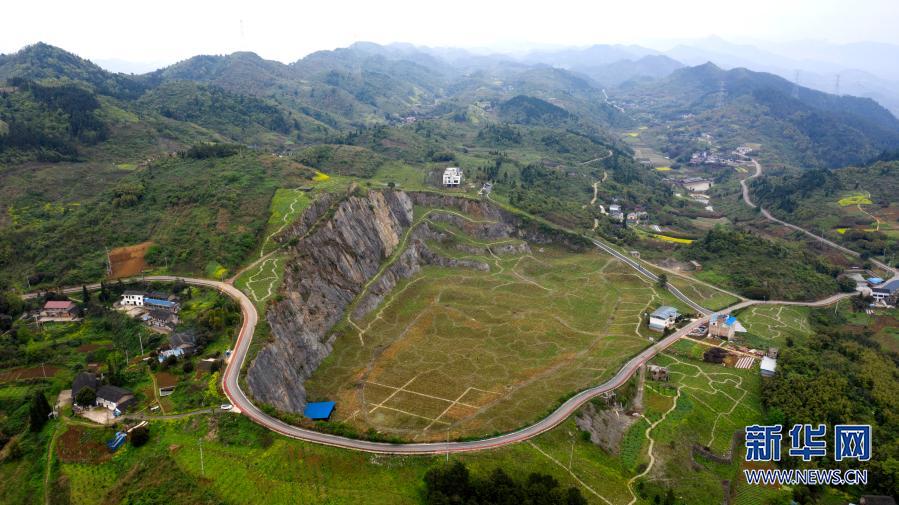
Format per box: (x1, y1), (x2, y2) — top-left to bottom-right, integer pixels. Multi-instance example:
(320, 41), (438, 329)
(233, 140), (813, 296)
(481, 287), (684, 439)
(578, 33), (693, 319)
(575, 401), (641, 455)
(247, 189), (590, 413)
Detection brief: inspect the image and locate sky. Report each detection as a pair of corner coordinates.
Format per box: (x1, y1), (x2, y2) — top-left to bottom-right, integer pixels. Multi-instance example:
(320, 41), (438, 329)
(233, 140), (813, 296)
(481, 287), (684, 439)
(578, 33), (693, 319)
(3, 0), (899, 71)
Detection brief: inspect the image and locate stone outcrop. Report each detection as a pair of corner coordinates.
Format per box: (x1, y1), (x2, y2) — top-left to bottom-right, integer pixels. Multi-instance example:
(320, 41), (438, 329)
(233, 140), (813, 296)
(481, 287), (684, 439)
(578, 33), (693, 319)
(575, 401), (640, 455)
(247, 189), (414, 412)
(247, 189), (586, 413)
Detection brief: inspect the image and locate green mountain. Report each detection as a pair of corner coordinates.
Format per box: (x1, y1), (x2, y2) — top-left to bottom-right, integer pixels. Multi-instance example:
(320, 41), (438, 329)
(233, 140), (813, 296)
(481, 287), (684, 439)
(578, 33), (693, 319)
(624, 63), (899, 168)
(497, 95), (572, 126)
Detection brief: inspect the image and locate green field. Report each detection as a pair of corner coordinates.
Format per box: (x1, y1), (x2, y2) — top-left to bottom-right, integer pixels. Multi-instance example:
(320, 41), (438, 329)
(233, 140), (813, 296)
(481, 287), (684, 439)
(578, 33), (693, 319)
(303, 208), (690, 441)
(733, 304), (814, 348)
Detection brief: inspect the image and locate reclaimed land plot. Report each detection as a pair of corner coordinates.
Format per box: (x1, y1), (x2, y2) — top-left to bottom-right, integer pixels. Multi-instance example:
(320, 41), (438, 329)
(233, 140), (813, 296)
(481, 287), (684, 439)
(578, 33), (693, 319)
(304, 222), (678, 441)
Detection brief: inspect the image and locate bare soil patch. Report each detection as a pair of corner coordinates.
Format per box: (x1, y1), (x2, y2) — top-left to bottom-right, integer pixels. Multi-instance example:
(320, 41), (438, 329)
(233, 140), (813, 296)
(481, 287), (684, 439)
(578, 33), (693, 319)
(0, 365), (61, 382)
(56, 425), (112, 464)
(108, 241), (152, 278)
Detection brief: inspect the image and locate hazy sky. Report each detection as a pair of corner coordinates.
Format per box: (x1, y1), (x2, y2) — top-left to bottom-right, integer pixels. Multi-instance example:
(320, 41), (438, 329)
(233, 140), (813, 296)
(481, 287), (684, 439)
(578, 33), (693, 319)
(3, 0), (898, 68)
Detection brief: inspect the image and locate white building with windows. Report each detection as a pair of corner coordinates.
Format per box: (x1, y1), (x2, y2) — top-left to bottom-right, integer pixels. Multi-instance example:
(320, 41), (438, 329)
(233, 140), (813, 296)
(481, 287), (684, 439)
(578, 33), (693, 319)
(648, 306), (679, 332)
(442, 167), (462, 187)
(121, 291), (145, 306)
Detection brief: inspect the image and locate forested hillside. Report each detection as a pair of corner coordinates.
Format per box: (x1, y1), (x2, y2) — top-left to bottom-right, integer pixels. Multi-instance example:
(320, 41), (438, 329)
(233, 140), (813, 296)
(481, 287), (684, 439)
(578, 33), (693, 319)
(620, 63), (899, 168)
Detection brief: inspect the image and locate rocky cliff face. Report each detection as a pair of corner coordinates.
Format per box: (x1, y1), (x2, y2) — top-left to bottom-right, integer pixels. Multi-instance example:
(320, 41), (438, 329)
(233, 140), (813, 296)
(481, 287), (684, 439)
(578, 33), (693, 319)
(247, 190), (581, 413)
(247, 189), (414, 412)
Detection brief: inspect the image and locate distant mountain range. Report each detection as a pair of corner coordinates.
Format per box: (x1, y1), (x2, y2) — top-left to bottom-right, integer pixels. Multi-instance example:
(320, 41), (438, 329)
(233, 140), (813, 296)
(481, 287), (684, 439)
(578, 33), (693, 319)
(1, 40), (898, 168)
(620, 62), (899, 168)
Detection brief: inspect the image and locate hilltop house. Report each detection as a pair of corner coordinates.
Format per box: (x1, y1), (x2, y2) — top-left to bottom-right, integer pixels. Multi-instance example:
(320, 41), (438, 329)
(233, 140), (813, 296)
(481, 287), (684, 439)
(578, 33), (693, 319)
(648, 306), (679, 332)
(40, 300), (78, 320)
(709, 313), (737, 340)
(96, 385), (135, 413)
(442, 167), (462, 187)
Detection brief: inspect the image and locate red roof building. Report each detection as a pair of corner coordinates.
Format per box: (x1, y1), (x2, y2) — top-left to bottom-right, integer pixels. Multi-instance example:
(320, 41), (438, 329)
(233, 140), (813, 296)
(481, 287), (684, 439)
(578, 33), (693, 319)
(40, 300), (78, 319)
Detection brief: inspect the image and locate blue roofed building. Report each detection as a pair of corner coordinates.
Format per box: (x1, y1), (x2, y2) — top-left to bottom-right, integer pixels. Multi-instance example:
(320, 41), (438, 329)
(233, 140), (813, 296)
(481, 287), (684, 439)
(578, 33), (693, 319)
(304, 401), (336, 420)
(709, 313), (737, 340)
(648, 306), (679, 332)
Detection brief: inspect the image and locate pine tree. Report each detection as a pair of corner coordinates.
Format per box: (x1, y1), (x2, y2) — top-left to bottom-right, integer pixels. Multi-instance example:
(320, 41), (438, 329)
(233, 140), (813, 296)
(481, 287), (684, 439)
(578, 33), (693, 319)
(29, 391), (52, 431)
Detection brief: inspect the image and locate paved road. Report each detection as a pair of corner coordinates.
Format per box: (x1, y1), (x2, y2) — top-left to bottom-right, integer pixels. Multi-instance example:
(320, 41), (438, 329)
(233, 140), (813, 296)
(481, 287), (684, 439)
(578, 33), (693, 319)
(23, 204), (854, 454)
(590, 239), (712, 315)
(741, 159), (897, 277)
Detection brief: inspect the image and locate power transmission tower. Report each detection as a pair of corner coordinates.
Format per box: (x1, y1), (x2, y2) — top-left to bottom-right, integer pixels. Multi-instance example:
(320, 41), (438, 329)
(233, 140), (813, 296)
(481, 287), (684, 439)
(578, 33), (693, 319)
(834, 74), (841, 95)
(717, 80), (727, 109)
(792, 70), (801, 99)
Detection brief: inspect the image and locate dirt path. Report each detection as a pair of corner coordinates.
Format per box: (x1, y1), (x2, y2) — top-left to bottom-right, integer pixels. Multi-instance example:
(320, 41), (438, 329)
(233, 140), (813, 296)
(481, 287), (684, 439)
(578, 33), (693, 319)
(626, 387), (682, 505)
(44, 422), (61, 505)
(528, 441), (616, 505)
(580, 150), (614, 166)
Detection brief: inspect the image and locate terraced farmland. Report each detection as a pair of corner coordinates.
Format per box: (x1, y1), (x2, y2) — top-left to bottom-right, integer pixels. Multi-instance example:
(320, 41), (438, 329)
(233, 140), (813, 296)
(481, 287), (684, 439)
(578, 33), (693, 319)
(304, 214), (691, 441)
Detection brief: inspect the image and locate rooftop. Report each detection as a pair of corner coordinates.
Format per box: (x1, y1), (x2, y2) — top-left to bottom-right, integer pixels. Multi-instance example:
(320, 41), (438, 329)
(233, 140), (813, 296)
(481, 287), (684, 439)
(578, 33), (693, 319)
(760, 356), (777, 373)
(443, 167), (462, 176)
(874, 278), (899, 293)
(304, 401), (336, 420)
(44, 300), (75, 310)
(144, 297), (176, 308)
(96, 384), (133, 402)
(650, 306), (679, 319)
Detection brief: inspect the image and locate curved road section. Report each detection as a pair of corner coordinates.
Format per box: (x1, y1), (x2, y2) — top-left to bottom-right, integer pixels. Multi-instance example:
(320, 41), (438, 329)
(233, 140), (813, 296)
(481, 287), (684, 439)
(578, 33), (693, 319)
(742, 159), (897, 277)
(24, 187), (854, 453)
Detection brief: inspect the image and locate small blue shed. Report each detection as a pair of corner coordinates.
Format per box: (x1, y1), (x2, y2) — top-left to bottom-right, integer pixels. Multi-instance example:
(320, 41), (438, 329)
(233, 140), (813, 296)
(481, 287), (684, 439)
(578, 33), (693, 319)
(304, 401), (336, 420)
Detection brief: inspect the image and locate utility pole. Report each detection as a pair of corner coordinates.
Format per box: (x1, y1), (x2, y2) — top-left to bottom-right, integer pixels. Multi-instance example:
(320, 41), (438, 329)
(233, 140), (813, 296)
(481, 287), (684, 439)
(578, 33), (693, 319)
(138, 332), (144, 356)
(199, 438), (205, 476)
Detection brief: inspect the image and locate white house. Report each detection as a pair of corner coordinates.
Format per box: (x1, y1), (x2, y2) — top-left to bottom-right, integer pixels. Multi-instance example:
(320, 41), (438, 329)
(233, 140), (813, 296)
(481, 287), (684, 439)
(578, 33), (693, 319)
(442, 167), (462, 187)
(95, 385), (135, 412)
(760, 356), (777, 377)
(121, 291), (145, 306)
(648, 306), (679, 332)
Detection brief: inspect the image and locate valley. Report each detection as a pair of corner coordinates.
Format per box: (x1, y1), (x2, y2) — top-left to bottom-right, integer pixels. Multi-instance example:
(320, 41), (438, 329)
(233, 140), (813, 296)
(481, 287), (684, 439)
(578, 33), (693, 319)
(1, 32), (898, 505)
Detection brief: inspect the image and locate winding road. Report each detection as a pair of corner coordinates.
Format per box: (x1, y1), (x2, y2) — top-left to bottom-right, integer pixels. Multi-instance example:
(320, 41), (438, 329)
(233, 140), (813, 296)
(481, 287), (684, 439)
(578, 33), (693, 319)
(741, 159), (897, 277)
(25, 163), (864, 454)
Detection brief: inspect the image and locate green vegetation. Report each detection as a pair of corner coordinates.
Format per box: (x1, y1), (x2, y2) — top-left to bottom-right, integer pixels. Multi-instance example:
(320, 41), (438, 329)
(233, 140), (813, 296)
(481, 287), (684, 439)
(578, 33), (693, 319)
(682, 226), (841, 300)
(762, 304), (899, 498)
(0, 152), (315, 287)
(627, 63), (899, 169)
(305, 209), (685, 440)
(423, 461), (587, 504)
(753, 161), (899, 264)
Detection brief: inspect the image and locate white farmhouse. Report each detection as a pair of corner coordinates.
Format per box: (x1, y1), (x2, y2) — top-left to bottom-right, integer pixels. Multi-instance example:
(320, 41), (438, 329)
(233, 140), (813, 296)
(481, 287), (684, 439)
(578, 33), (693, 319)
(121, 290), (145, 306)
(442, 167), (462, 187)
(648, 306), (679, 332)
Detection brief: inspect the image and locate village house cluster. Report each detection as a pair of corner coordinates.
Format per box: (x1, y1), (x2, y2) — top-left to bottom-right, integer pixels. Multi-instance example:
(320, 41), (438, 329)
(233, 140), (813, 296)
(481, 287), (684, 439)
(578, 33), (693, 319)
(118, 290), (181, 332)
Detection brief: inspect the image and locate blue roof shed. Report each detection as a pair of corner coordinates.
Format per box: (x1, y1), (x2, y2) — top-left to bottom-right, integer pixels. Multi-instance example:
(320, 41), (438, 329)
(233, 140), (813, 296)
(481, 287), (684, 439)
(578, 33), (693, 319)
(145, 297), (175, 308)
(304, 401), (336, 420)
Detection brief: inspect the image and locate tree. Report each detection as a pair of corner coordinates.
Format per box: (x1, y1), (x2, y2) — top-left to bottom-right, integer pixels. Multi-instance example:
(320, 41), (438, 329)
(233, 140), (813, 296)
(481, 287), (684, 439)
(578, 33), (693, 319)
(130, 425), (150, 447)
(182, 360), (194, 373)
(75, 386), (96, 407)
(81, 285), (91, 305)
(657, 273), (668, 289)
(29, 391), (52, 431)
